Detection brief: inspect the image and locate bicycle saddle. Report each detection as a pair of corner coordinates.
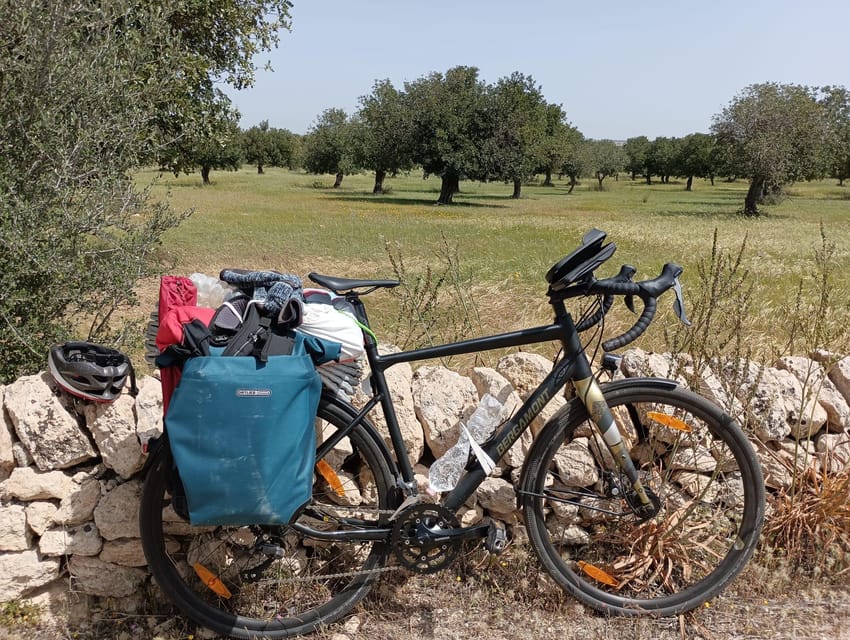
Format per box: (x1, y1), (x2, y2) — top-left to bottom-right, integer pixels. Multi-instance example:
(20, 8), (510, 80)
(546, 228), (617, 291)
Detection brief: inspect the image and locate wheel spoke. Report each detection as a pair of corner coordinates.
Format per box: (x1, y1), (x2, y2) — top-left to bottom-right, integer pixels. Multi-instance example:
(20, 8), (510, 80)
(522, 384), (764, 615)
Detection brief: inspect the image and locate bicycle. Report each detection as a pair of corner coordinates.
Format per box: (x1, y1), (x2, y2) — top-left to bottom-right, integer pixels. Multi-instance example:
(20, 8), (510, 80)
(140, 228), (765, 639)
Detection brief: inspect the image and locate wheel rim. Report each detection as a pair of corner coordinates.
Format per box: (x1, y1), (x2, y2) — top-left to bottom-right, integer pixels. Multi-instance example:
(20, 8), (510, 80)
(525, 387), (763, 613)
(141, 404), (394, 637)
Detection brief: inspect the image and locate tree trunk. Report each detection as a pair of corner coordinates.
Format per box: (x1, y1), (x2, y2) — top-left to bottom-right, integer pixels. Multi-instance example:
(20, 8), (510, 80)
(512, 179), (522, 199)
(710, 174), (715, 186)
(543, 169), (553, 186)
(597, 172), (605, 189)
(333, 172), (343, 188)
(645, 174), (651, 185)
(685, 176), (693, 191)
(201, 165), (211, 185)
(744, 176), (764, 216)
(568, 175), (577, 194)
(373, 170), (386, 194)
(438, 173), (460, 204)
(257, 164), (264, 175)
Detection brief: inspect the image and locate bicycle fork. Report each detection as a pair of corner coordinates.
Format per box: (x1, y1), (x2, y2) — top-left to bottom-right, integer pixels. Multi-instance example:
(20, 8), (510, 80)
(572, 374), (658, 520)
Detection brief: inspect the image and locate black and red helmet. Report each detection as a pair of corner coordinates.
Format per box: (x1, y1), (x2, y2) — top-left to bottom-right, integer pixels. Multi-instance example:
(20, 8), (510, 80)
(47, 342), (134, 403)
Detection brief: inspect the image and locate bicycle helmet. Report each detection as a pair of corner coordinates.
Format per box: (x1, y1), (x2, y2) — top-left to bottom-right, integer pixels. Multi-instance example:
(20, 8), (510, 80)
(47, 342), (135, 403)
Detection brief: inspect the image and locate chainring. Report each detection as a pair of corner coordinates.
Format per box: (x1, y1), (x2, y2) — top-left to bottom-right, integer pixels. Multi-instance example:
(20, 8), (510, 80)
(390, 503), (461, 574)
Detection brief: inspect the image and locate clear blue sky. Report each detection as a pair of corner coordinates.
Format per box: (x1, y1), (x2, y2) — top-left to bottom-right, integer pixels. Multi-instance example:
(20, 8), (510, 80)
(223, 0), (850, 140)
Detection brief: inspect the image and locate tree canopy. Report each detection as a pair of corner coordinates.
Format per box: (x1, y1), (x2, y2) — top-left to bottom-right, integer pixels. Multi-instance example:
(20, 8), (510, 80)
(404, 66), (492, 204)
(712, 82), (831, 215)
(485, 72), (549, 199)
(357, 79), (415, 194)
(302, 109), (361, 188)
(0, 0), (292, 381)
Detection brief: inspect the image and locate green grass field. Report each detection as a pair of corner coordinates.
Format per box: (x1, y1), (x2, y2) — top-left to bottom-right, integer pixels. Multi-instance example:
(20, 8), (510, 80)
(141, 168), (850, 358)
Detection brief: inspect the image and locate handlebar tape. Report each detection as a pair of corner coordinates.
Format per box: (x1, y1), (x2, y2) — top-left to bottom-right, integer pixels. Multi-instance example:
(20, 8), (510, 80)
(602, 296), (657, 351)
(586, 263), (682, 351)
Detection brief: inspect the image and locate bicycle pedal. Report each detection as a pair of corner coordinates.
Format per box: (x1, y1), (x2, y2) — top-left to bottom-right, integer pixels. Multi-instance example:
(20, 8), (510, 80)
(484, 519), (508, 554)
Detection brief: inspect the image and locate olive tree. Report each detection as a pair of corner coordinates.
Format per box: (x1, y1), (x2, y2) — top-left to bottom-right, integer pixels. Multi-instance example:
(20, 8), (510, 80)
(485, 72), (549, 199)
(820, 86), (850, 186)
(356, 79), (415, 194)
(302, 109), (361, 188)
(537, 104), (583, 188)
(712, 83), (830, 215)
(404, 66), (491, 205)
(243, 121), (300, 174)
(676, 133), (716, 191)
(623, 136), (652, 183)
(585, 139), (626, 189)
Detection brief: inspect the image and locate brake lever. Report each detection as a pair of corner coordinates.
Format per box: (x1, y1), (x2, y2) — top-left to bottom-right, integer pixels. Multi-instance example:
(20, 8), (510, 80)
(613, 265), (637, 314)
(672, 277), (691, 326)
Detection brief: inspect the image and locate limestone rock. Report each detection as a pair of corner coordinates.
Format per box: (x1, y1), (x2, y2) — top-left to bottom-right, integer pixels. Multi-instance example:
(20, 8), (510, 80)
(93, 480), (142, 541)
(0, 503), (31, 551)
(0, 549), (61, 602)
(777, 356), (850, 432)
(470, 367), (515, 403)
(412, 366), (478, 458)
(621, 348), (687, 382)
(54, 475), (102, 526)
(68, 555), (145, 597)
(817, 433), (850, 472)
(716, 359), (826, 441)
(134, 375), (164, 447)
(552, 437), (599, 487)
(1, 467), (75, 501)
(496, 352), (553, 400)
(825, 356), (850, 403)
(358, 353), (424, 464)
(25, 501), (58, 536)
(40, 522), (102, 557)
(0, 385), (15, 480)
(4, 373), (97, 470)
(477, 476), (516, 515)
(99, 538), (147, 567)
(83, 394), (144, 479)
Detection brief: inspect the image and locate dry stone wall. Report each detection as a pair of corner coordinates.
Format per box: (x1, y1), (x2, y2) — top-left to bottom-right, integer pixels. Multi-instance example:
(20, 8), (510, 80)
(2, 348), (850, 625)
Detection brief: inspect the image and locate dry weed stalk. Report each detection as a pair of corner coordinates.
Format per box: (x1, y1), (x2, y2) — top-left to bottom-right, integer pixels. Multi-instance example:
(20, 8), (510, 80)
(764, 465), (850, 576)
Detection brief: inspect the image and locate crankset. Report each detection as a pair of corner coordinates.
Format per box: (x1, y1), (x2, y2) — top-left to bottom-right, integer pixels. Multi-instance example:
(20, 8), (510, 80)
(390, 503), (462, 574)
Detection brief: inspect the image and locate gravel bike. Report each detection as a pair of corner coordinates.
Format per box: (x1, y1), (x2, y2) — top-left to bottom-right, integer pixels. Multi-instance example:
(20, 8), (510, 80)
(140, 228), (765, 638)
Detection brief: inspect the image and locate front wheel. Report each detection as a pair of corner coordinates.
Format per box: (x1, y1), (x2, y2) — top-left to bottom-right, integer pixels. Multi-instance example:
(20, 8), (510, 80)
(520, 382), (764, 616)
(140, 397), (397, 639)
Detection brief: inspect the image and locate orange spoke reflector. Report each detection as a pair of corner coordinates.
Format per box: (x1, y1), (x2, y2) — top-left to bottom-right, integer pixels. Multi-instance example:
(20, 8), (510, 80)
(577, 561), (619, 587)
(647, 411), (692, 432)
(316, 459), (345, 497)
(193, 563), (232, 599)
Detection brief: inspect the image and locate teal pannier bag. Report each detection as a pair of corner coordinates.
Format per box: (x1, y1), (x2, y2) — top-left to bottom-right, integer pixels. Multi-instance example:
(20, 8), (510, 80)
(165, 330), (335, 526)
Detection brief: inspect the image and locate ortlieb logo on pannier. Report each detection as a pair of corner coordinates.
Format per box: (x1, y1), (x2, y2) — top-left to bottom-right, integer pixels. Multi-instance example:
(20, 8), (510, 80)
(236, 388), (272, 397)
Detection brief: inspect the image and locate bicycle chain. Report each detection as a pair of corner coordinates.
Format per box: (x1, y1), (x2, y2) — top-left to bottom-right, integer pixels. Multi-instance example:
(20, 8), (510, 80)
(249, 505), (403, 585)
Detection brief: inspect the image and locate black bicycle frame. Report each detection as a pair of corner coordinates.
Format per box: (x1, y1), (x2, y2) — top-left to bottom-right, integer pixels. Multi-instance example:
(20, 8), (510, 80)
(353, 296), (601, 513)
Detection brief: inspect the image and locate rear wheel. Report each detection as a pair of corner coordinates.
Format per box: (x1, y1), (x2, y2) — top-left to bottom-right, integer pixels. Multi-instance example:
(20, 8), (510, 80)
(521, 382), (764, 616)
(140, 398), (397, 638)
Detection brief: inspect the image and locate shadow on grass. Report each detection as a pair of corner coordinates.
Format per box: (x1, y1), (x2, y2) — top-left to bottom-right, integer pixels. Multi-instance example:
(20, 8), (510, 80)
(667, 199), (741, 208)
(324, 193), (510, 209)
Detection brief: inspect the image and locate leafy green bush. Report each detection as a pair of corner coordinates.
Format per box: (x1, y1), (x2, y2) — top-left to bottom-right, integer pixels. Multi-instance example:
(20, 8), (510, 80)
(0, 3), (190, 382)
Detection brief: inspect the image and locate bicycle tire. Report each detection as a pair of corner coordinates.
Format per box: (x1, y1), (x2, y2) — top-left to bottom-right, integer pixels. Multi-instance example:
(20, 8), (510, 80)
(140, 396), (397, 639)
(520, 381), (764, 616)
